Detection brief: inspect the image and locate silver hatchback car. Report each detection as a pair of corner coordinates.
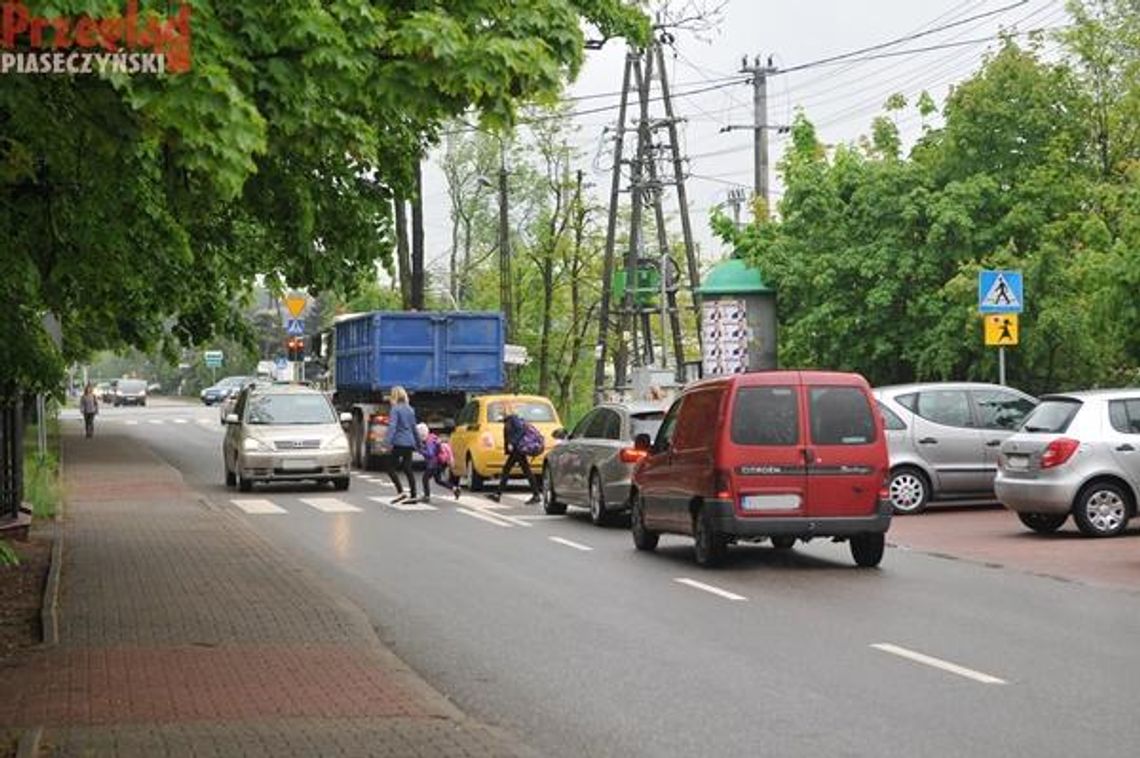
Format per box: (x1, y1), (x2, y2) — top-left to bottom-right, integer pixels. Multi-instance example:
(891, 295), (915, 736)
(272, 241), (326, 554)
(542, 402), (665, 525)
(996, 390), (1140, 537)
(223, 384), (352, 492)
(874, 382), (1037, 514)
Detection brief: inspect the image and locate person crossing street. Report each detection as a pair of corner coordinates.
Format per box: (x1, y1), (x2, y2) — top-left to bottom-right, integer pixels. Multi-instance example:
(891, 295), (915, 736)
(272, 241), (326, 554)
(487, 402), (542, 505)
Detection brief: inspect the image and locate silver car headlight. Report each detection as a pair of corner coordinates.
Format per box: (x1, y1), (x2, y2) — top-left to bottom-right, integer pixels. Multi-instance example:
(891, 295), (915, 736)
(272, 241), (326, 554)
(322, 434), (349, 451)
(243, 437), (272, 452)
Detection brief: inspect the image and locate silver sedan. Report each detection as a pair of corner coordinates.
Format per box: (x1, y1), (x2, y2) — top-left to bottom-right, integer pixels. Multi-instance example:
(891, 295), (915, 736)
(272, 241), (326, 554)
(541, 402), (665, 525)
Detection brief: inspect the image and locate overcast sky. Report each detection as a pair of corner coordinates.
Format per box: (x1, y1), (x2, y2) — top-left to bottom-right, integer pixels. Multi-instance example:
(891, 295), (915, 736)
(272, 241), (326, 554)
(415, 0), (1070, 284)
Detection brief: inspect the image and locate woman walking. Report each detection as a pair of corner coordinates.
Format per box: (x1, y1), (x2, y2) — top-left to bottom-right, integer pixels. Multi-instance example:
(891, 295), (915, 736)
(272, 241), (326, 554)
(79, 383), (99, 438)
(383, 386), (418, 503)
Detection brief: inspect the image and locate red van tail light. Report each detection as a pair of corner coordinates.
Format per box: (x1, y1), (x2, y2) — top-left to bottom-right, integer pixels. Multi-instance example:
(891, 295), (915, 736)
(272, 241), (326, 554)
(619, 447), (648, 464)
(1040, 437), (1080, 469)
(714, 469), (733, 500)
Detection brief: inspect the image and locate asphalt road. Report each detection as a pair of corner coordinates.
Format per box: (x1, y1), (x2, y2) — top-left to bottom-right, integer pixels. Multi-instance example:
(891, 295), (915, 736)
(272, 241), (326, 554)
(74, 399), (1140, 758)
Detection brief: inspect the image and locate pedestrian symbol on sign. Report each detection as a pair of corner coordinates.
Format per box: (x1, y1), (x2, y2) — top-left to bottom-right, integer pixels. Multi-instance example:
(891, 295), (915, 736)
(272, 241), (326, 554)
(978, 270), (1023, 314)
(984, 314), (1019, 346)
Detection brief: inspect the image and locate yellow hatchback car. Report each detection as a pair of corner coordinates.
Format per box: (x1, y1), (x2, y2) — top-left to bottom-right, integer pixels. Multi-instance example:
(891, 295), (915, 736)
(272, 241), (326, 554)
(450, 394), (564, 490)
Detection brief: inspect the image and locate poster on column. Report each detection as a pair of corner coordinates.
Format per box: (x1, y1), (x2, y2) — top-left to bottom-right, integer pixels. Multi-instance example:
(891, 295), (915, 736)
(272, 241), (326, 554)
(701, 300), (750, 376)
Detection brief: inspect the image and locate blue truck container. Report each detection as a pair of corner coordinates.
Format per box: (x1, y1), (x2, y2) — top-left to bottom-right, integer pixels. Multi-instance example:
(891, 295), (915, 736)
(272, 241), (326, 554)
(334, 311), (505, 393)
(333, 311), (506, 469)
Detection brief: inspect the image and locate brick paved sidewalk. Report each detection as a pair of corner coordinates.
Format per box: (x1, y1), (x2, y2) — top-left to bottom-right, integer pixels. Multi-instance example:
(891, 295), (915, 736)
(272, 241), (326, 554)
(0, 425), (533, 757)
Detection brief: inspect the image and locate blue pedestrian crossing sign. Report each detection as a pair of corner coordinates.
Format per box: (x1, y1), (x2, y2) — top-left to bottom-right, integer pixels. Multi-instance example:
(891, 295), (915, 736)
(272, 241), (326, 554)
(978, 270), (1023, 314)
(285, 318), (305, 336)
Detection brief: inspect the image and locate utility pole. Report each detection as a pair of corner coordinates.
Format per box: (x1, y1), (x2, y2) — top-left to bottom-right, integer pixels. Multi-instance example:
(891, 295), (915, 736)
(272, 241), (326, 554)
(593, 53), (633, 404)
(497, 138), (513, 344)
(722, 54), (780, 218)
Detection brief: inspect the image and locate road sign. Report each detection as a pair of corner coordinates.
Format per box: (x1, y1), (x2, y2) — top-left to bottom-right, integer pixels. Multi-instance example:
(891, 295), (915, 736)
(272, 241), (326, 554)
(979, 270), (1023, 314)
(283, 295), (307, 318)
(285, 318), (305, 336)
(203, 350), (224, 368)
(504, 344), (530, 366)
(985, 314), (1019, 346)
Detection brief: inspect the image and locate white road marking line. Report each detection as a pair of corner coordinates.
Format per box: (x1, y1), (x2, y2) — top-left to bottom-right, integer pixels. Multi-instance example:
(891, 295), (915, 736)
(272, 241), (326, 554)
(147, 419), (164, 425)
(514, 514), (566, 521)
(457, 508), (516, 528)
(299, 497), (362, 513)
(369, 496), (437, 511)
(548, 536), (593, 552)
(674, 578), (747, 602)
(172, 418), (189, 424)
(870, 644), (1007, 685)
(230, 499), (287, 515)
(125, 420), (139, 426)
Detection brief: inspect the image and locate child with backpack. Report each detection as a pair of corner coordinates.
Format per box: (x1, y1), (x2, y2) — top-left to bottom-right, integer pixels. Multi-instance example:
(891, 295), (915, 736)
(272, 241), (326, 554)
(416, 423), (460, 502)
(487, 403), (543, 505)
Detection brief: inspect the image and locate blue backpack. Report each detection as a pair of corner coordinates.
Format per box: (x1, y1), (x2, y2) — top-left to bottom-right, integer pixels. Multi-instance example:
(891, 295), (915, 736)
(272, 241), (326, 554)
(517, 422), (545, 456)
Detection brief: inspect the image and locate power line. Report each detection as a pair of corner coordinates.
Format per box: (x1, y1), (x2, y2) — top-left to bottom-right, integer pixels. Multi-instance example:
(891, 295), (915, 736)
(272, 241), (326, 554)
(772, 0), (1031, 76)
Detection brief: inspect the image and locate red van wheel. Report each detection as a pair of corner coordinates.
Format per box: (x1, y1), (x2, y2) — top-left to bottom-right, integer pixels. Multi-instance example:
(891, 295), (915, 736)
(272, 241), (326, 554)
(693, 506), (728, 567)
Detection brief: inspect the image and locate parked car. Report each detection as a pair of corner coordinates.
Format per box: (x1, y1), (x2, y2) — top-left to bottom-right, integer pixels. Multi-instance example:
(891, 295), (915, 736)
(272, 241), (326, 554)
(201, 375), (251, 406)
(873, 382), (1037, 514)
(222, 383), (351, 492)
(996, 390), (1140, 537)
(450, 394), (563, 490)
(542, 402), (665, 524)
(631, 370), (891, 568)
(112, 378), (148, 407)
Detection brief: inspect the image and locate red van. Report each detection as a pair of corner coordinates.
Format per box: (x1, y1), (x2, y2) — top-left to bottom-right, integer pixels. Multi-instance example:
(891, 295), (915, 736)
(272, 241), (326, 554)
(630, 371), (891, 567)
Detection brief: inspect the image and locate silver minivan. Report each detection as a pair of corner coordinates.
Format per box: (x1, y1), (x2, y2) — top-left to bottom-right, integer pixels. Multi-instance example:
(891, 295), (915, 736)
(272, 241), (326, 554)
(223, 384), (352, 492)
(874, 382), (1037, 514)
(996, 390), (1140, 537)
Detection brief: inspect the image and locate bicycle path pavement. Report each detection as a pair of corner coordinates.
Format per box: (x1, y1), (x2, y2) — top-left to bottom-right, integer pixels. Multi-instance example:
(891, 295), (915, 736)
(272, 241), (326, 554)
(0, 423), (534, 757)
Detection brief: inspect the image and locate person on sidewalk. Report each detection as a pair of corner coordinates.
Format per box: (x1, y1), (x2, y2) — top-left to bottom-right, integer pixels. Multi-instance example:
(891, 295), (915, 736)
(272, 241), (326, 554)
(487, 402), (542, 505)
(415, 423), (459, 502)
(383, 386), (418, 503)
(79, 383), (99, 438)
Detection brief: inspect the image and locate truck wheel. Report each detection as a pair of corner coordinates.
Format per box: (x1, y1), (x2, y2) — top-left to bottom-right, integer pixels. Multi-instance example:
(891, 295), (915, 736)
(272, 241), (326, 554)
(333, 476), (350, 491)
(850, 533), (885, 567)
(225, 466), (236, 488)
(466, 456), (484, 492)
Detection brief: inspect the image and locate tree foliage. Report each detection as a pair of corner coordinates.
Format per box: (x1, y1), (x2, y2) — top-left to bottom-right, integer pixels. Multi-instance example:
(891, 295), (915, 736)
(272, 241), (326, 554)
(1, 0), (649, 395)
(716, 5), (1140, 395)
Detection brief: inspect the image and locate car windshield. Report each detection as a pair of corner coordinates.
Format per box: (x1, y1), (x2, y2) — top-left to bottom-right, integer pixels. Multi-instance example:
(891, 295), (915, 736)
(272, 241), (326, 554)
(1020, 399), (1082, 433)
(245, 393), (335, 425)
(630, 412), (664, 440)
(487, 401), (556, 423)
(118, 380), (146, 392)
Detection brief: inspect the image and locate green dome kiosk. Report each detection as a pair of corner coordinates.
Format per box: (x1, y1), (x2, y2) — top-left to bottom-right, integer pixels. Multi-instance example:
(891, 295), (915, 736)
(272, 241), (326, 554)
(697, 256), (777, 376)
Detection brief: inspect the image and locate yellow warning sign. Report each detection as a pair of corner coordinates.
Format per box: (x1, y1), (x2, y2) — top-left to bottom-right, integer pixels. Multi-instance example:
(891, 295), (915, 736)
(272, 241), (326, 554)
(283, 295), (307, 318)
(985, 314), (1018, 346)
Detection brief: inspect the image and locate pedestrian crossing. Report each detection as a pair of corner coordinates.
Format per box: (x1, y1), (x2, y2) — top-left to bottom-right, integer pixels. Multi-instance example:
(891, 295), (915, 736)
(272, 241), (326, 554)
(226, 477), (545, 525)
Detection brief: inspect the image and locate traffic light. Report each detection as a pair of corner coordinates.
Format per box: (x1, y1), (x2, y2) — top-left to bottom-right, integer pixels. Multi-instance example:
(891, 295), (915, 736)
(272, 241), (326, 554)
(286, 337), (304, 361)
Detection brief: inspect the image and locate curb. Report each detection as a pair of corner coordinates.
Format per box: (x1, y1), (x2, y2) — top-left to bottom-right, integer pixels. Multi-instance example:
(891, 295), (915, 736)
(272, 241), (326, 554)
(40, 516), (62, 646)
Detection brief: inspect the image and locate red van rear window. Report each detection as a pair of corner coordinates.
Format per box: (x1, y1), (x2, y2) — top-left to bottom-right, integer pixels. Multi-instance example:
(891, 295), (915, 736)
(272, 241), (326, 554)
(809, 387), (877, 445)
(730, 386), (799, 446)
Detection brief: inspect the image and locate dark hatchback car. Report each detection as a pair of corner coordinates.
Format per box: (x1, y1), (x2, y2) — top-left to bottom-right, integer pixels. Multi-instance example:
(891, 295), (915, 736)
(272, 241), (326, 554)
(630, 371), (891, 567)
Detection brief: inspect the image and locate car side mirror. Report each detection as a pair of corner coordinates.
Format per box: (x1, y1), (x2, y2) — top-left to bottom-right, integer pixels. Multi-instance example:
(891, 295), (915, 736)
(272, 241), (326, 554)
(224, 413), (240, 425)
(634, 433), (652, 452)
(553, 428), (568, 440)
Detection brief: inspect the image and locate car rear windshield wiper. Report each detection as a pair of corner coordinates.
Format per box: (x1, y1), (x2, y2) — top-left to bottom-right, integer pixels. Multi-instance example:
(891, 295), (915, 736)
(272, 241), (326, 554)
(1023, 425), (1054, 432)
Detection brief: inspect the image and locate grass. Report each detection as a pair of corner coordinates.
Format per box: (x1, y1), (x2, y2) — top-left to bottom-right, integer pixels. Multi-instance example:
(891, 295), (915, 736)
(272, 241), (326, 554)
(23, 408), (63, 520)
